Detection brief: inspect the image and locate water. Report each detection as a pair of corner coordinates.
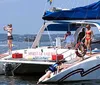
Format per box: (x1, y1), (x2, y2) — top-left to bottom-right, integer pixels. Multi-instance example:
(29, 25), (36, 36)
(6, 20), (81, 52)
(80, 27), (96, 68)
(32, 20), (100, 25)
(0, 75), (40, 85)
(0, 41), (32, 54)
(0, 34), (100, 85)
(0, 75), (100, 85)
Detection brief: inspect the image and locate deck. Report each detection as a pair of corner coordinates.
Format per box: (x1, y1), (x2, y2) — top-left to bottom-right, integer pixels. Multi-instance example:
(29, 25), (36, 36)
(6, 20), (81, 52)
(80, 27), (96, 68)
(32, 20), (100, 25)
(0, 53), (55, 65)
(0, 52), (100, 65)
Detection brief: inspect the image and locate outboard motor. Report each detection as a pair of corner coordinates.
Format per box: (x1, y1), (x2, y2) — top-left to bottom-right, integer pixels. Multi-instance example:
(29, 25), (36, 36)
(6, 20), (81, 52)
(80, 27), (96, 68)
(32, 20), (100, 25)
(3, 63), (13, 76)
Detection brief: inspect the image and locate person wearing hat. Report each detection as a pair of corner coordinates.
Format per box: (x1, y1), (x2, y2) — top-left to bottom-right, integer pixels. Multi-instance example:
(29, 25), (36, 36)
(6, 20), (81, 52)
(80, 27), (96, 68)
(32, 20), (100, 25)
(3, 24), (13, 54)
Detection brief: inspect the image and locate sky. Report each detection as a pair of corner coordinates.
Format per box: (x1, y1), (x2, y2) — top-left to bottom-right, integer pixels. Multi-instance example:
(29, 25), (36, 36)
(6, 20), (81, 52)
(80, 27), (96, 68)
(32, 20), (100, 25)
(0, 0), (99, 35)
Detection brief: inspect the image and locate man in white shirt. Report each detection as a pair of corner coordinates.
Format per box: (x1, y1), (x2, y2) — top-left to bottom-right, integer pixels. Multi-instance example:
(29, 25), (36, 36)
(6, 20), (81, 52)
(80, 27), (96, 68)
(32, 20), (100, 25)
(64, 31), (75, 49)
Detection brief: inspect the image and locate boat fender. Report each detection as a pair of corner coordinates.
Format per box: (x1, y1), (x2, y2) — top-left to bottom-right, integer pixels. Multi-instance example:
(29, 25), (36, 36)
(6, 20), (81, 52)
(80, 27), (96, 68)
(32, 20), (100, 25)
(75, 42), (87, 58)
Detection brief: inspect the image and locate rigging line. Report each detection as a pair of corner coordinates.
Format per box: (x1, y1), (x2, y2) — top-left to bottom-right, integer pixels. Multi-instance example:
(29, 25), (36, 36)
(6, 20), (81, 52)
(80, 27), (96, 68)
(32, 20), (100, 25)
(45, 26), (54, 46)
(84, 0), (98, 20)
(42, 0), (54, 16)
(42, 0), (48, 23)
(48, 0), (54, 9)
(70, 0), (77, 8)
(61, 0), (75, 9)
(61, 0), (69, 8)
(53, 0), (75, 20)
(73, 0), (80, 8)
(68, 0), (83, 20)
(42, 0), (48, 15)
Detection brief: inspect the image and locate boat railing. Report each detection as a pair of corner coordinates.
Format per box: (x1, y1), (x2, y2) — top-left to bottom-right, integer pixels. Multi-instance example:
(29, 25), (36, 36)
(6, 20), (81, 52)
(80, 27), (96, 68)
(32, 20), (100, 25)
(56, 48), (76, 63)
(53, 52), (76, 76)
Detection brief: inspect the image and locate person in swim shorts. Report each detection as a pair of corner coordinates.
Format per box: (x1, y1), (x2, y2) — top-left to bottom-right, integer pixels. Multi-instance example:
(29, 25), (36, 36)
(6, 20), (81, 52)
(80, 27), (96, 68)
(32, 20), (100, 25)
(3, 24), (13, 54)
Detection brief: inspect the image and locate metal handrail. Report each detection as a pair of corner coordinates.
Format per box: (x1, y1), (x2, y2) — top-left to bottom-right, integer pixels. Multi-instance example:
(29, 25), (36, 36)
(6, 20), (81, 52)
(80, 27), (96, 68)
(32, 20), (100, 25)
(12, 63), (21, 76)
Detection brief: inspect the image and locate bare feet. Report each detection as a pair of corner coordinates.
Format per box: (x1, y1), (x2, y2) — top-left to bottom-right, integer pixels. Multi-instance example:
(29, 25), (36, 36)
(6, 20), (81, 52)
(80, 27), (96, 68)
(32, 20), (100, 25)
(89, 52), (92, 57)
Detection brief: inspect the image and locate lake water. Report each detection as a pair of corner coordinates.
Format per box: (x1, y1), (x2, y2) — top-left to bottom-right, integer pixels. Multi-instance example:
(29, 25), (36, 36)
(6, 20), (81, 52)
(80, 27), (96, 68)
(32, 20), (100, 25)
(0, 75), (100, 85)
(0, 34), (100, 85)
(0, 75), (38, 85)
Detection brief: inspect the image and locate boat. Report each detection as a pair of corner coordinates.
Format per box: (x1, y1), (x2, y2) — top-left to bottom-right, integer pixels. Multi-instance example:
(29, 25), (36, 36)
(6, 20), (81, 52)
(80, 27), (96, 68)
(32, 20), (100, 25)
(36, 1), (100, 84)
(24, 36), (36, 42)
(0, 1), (100, 77)
(36, 21), (100, 83)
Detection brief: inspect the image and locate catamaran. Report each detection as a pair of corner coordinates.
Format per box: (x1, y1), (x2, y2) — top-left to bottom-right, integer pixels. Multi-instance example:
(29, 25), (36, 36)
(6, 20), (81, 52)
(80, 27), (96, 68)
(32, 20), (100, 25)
(0, 0), (100, 78)
(36, 0), (100, 84)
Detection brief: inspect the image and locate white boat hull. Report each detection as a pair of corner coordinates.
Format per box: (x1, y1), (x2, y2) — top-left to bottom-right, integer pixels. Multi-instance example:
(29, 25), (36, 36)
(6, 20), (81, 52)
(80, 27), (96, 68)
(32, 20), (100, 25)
(0, 48), (76, 75)
(40, 54), (100, 84)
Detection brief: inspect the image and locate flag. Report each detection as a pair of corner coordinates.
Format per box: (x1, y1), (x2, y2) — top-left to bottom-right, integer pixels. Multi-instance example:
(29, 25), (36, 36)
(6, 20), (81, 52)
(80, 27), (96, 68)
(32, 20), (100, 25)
(47, 0), (52, 5)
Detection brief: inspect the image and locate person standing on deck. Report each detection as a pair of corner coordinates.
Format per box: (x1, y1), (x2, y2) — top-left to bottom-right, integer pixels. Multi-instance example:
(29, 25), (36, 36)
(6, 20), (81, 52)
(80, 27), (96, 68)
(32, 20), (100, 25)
(77, 28), (85, 43)
(85, 24), (93, 55)
(3, 24), (13, 54)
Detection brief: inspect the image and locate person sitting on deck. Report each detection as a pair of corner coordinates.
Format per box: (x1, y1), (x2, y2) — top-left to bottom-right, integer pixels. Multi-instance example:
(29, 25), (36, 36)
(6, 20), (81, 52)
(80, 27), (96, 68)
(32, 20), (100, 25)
(64, 31), (75, 49)
(37, 59), (81, 84)
(37, 61), (64, 84)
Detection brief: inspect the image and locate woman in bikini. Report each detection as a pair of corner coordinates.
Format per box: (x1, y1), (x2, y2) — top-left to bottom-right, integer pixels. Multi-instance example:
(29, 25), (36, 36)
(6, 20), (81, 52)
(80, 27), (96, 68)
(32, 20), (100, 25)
(85, 24), (93, 55)
(3, 24), (13, 54)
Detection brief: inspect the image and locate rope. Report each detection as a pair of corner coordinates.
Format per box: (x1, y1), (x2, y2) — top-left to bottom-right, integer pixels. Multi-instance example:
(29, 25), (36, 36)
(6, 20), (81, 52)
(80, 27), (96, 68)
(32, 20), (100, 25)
(45, 26), (54, 46)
